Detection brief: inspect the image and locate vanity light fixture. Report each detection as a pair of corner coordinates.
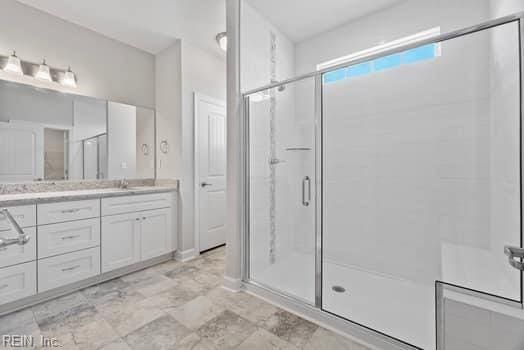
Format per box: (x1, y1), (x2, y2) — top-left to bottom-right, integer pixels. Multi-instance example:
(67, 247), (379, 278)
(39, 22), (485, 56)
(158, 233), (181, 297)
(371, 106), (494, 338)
(3, 51), (23, 75)
(62, 66), (77, 88)
(216, 32), (227, 52)
(35, 59), (52, 82)
(2, 51), (78, 88)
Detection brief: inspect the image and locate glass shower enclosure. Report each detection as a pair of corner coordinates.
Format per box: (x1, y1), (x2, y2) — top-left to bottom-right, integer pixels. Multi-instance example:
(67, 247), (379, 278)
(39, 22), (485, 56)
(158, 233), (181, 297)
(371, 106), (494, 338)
(242, 13), (524, 350)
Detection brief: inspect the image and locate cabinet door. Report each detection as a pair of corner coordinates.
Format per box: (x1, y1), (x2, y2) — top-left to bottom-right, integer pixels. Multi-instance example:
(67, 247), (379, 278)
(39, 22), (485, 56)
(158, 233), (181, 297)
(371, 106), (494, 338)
(0, 262), (36, 305)
(0, 227), (36, 268)
(140, 208), (172, 261)
(101, 212), (140, 273)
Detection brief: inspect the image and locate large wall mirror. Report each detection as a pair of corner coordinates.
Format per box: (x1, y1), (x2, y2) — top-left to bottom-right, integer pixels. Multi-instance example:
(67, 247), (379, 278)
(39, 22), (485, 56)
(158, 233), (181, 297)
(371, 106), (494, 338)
(0, 80), (155, 182)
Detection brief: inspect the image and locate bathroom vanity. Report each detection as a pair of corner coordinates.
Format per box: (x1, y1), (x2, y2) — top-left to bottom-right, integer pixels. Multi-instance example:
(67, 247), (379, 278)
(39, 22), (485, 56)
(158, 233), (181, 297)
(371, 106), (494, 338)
(0, 185), (177, 315)
(0, 68), (180, 316)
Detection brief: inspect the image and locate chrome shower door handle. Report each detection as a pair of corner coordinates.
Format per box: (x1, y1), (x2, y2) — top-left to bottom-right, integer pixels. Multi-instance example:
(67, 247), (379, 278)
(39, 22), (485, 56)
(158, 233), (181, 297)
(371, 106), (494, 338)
(302, 176), (311, 207)
(504, 245), (524, 271)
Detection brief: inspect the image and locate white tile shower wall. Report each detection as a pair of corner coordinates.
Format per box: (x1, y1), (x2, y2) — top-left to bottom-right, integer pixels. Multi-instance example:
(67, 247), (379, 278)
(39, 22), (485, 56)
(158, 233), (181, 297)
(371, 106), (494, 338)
(322, 25), (521, 298)
(320, 24), (522, 348)
(292, 78), (316, 256)
(488, 0), (523, 301)
(243, 3), (302, 276)
(444, 0), (524, 342)
(241, 3), (296, 92)
(442, 2), (524, 348)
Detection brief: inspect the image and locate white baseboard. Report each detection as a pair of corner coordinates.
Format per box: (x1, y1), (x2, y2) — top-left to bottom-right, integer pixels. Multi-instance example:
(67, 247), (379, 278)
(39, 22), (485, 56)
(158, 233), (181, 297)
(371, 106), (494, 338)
(174, 248), (197, 262)
(222, 275), (242, 292)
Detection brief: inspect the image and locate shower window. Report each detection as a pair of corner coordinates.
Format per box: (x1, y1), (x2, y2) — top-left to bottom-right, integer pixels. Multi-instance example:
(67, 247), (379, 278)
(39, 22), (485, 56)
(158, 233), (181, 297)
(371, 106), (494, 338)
(320, 27), (441, 84)
(322, 43), (440, 84)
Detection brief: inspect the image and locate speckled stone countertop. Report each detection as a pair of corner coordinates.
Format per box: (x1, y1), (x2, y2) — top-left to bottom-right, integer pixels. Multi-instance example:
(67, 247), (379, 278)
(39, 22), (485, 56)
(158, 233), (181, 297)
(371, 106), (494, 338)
(0, 179), (178, 207)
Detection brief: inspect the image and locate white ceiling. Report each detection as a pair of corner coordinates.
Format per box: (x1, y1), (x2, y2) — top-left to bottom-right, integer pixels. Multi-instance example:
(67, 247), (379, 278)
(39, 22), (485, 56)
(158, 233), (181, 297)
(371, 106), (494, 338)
(16, 0), (404, 54)
(16, 0), (226, 55)
(246, 0), (405, 42)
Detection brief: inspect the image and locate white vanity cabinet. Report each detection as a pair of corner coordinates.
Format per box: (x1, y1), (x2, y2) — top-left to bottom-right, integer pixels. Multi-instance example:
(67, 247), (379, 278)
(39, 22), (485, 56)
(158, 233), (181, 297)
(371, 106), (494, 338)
(0, 262), (37, 305)
(101, 193), (175, 273)
(0, 189), (177, 312)
(101, 212), (141, 272)
(37, 200), (102, 292)
(0, 205), (37, 305)
(140, 208), (172, 261)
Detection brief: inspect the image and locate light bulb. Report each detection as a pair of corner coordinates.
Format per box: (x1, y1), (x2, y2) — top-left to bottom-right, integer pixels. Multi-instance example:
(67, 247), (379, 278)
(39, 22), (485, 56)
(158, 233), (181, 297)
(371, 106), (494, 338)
(36, 59), (52, 82)
(3, 51), (23, 75)
(62, 67), (77, 88)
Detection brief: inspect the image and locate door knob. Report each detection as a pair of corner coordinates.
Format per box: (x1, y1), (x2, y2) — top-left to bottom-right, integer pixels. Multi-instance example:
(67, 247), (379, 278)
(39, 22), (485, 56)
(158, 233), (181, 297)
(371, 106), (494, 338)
(201, 182), (212, 188)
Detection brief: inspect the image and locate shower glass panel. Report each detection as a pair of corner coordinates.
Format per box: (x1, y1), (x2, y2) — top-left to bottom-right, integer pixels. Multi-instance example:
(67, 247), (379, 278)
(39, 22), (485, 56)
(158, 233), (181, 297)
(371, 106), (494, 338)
(246, 77), (317, 303)
(322, 21), (521, 350)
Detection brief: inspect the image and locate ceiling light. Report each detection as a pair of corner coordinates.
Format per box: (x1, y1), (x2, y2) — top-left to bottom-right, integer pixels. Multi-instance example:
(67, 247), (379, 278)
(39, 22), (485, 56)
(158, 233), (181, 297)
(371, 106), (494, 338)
(62, 67), (77, 88)
(216, 32), (227, 52)
(3, 51), (23, 75)
(35, 59), (52, 82)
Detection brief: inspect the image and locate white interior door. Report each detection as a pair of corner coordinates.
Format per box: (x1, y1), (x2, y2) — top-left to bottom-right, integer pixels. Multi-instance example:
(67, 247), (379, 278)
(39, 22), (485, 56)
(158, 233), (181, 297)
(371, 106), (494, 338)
(196, 94), (227, 252)
(0, 123), (42, 182)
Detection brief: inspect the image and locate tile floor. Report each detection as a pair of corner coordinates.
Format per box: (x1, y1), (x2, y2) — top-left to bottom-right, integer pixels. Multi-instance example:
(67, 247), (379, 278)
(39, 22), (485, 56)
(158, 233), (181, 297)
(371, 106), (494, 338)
(0, 247), (369, 349)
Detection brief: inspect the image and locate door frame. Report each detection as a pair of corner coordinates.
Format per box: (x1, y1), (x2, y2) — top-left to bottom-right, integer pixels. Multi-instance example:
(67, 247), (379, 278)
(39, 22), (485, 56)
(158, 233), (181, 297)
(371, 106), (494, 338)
(194, 92), (227, 254)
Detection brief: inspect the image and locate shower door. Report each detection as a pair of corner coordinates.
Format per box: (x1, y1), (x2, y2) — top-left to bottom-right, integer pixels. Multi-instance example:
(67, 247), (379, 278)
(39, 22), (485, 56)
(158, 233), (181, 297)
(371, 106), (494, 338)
(245, 77), (318, 304)
(322, 20), (522, 349)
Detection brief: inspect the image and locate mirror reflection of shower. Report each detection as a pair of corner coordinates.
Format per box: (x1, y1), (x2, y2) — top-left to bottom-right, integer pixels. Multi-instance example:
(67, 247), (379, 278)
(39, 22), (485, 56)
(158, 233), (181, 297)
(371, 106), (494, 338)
(43, 128), (69, 181)
(82, 133), (107, 180)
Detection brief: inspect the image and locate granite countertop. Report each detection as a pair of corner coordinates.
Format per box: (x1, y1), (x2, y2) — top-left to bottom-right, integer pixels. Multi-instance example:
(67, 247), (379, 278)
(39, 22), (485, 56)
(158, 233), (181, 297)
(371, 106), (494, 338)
(0, 185), (177, 207)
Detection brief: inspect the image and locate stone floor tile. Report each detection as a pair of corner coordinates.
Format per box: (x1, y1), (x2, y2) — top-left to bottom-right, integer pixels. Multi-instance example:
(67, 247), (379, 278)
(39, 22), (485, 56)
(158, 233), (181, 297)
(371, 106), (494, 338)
(168, 295), (225, 330)
(236, 328), (298, 350)
(96, 297), (165, 337)
(0, 308), (38, 335)
(81, 278), (143, 307)
(164, 264), (201, 280)
(123, 314), (191, 350)
(32, 293), (98, 334)
(304, 327), (370, 350)
(139, 286), (199, 314)
(197, 310), (256, 349)
(121, 269), (178, 297)
(176, 333), (217, 350)
(54, 318), (120, 350)
(260, 310), (318, 348)
(205, 288), (278, 325)
(98, 339), (132, 350)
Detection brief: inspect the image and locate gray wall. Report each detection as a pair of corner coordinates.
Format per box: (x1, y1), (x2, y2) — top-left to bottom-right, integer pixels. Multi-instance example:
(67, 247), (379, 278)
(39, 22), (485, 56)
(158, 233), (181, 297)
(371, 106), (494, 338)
(0, 0), (155, 108)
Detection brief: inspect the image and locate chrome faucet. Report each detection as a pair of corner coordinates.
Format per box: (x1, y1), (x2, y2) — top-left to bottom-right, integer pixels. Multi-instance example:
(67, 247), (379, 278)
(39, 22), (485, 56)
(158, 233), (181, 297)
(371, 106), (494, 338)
(119, 179), (129, 189)
(0, 209), (30, 249)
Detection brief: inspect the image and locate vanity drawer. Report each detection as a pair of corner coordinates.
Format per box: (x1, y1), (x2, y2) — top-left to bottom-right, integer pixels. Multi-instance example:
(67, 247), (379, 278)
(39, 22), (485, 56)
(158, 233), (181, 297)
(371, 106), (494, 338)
(38, 199), (100, 225)
(0, 261), (36, 305)
(38, 219), (100, 258)
(0, 227), (36, 268)
(101, 192), (172, 216)
(0, 205), (36, 231)
(38, 247), (100, 292)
